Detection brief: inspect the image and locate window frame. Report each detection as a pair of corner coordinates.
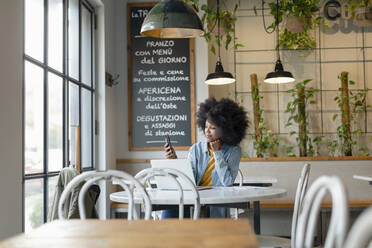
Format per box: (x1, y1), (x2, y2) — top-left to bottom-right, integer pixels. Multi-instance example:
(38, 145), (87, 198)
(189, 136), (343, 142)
(23, 0), (96, 231)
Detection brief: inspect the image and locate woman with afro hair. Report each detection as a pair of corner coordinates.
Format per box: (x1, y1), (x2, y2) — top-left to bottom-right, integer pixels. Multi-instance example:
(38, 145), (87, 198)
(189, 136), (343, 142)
(163, 97), (249, 218)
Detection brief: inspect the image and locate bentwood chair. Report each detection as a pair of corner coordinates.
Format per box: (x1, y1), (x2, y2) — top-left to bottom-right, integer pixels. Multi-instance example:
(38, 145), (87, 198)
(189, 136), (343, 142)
(135, 167), (201, 220)
(58, 170), (152, 220)
(344, 206), (372, 248)
(296, 176), (348, 248)
(258, 163), (311, 248)
(48, 167), (100, 221)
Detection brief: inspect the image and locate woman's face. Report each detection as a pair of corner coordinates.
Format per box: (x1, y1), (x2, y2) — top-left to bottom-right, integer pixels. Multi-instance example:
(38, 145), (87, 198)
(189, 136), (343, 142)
(205, 120), (219, 142)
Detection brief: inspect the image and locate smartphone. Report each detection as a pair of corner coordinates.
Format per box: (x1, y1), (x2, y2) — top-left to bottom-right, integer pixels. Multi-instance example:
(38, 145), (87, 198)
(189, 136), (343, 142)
(165, 135), (173, 155)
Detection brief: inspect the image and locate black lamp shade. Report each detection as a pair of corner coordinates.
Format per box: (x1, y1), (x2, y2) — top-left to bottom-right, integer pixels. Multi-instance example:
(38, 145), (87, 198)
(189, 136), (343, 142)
(264, 59), (295, 84)
(205, 61), (236, 85)
(140, 0), (204, 38)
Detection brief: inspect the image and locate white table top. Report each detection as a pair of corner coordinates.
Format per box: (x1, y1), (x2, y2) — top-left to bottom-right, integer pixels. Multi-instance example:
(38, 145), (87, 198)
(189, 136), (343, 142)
(110, 186), (287, 205)
(234, 177), (278, 184)
(353, 175), (372, 183)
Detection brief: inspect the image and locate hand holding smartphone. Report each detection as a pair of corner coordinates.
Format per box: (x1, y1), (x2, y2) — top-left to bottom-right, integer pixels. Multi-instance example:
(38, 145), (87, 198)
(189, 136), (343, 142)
(165, 135), (173, 154)
(164, 135), (176, 159)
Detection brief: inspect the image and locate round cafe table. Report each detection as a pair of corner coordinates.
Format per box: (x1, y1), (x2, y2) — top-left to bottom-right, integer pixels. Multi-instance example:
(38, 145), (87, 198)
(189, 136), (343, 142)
(110, 186), (287, 234)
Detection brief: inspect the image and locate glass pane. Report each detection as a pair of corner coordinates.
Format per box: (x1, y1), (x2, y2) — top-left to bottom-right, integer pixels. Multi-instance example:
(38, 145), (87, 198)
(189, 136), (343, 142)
(48, 73), (63, 172)
(47, 175), (58, 217)
(25, 62), (44, 174)
(25, 0), (44, 62)
(48, 0), (63, 71)
(81, 89), (92, 168)
(68, 0), (79, 79)
(25, 179), (44, 233)
(69, 83), (79, 169)
(81, 6), (92, 87)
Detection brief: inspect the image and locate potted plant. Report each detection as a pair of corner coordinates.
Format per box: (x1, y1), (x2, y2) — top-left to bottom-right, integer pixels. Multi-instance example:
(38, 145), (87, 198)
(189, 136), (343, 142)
(185, 0), (243, 53)
(250, 74), (281, 157)
(285, 79), (321, 157)
(266, 0), (326, 51)
(331, 72), (371, 156)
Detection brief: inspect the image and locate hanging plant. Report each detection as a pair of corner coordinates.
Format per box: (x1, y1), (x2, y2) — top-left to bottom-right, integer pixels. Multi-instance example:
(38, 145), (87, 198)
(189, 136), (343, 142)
(348, 0), (372, 26)
(285, 79), (321, 157)
(348, 0), (372, 17)
(265, 0), (327, 52)
(185, 0), (243, 54)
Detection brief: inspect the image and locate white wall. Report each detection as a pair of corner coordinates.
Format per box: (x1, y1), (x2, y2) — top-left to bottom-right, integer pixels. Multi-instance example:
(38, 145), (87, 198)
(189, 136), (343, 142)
(0, 0), (23, 240)
(92, 0), (108, 218)
(239, 160), (372, 200)
(239, 160), (372, 236)
(103, 0), (209, 165)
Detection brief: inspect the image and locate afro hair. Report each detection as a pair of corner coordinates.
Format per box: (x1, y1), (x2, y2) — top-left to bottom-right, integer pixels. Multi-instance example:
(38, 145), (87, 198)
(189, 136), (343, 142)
(196, 97), (249, 146)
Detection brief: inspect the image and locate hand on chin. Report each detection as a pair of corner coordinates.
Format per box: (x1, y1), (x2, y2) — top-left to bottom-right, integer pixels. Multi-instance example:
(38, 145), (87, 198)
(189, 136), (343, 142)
(209, 138), (221, 151)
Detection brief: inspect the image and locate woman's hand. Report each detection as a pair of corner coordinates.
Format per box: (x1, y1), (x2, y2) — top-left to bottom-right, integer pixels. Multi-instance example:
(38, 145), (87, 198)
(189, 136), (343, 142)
(164, 143), (177, 159)
(209, 139), (222, 151)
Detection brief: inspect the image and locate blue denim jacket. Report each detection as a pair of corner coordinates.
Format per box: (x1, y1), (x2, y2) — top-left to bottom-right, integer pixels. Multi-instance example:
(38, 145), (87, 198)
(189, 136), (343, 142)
(187, 141), (241, 217)
(187, 141), (241, 187)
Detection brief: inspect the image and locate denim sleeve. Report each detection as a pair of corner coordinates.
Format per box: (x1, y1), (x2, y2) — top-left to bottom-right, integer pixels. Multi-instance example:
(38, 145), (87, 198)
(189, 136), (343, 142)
(213, 146), (241, 186)
(187, 144), (198, 183)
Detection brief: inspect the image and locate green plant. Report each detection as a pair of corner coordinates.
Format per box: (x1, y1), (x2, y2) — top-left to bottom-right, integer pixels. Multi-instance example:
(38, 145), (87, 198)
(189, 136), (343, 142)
(185, 0), (243, 54)
(359, 147), (370, 156)
(30, 201), (43, 229)
(283, 143), (296, 157)
(332, 73), (371, 156)
(348, 0), (372, 18)
(265, 0), (327, 52)
(327, 139), (339, 156)
(260, 128), (282, 157)
(313, 135), (324, 156)
(250, 80), (281, 157)
(285, 79), (320, 157)
(252, 118), (282, 157)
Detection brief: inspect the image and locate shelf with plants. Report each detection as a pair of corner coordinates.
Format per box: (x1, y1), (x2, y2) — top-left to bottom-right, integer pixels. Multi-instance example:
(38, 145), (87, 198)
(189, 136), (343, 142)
(230, 0), (372, 160)
(236, 71), (372, 160)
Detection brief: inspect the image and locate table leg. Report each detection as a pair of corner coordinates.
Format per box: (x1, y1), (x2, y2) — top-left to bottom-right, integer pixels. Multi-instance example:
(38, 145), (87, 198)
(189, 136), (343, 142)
(253, 201), (260, 234)
(134, 204), (141, 219)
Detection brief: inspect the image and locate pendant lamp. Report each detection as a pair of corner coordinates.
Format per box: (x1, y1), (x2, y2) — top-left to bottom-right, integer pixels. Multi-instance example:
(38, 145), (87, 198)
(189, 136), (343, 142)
(205, 0), (236, 85)
(264, 0), (295, 84)
(140, 0), (204, 38)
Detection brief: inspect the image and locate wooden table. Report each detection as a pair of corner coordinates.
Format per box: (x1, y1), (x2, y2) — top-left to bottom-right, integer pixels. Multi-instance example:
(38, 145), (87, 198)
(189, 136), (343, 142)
(353, 175), (372, 185)
(0, 219), (258, 248)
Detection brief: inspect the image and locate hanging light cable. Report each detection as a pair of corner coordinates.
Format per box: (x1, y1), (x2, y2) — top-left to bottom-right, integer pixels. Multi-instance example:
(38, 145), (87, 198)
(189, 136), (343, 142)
(205, 0), (236, 85)
(140, 0), (204, 38)
(264, 0), (295, 84)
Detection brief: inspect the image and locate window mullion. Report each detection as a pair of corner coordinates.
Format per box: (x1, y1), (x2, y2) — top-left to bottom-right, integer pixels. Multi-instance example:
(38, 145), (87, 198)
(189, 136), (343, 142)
(90, 12), (94, 169)
(43, 0), (49, 224)
(78, 0), (82, 172)
(64, 0), (69, 169)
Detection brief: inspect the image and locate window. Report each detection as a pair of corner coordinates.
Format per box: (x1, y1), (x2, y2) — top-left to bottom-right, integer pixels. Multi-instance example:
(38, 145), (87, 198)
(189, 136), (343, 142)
(24, 0), (95, 232)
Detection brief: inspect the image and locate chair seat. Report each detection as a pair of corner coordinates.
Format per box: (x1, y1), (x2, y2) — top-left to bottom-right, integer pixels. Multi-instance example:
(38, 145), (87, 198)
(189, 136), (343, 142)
(257, 235), (291, 248)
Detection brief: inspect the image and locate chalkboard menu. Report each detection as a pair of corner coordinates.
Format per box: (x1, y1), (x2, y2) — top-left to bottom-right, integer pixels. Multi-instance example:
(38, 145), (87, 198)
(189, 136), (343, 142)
(127, 3), (196, 150)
